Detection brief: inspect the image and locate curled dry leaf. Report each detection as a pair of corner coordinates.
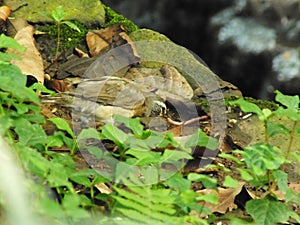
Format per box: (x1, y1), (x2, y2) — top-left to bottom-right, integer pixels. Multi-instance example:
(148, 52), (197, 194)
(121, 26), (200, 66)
(196, 182), (244, 214)
(0, 6), (11, 21)
(8, 25), (44, 85)
(86, 25), (125, 56)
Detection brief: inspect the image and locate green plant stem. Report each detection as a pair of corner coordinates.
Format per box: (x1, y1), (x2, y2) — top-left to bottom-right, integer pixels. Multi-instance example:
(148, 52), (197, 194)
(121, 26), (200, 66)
(264, 121), (269, 143)
(55, 22), (61, 59)
(286, 121), (297, 158)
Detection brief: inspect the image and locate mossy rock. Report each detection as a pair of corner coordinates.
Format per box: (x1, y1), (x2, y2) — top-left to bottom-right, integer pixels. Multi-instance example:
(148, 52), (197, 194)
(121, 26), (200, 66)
(129, 29), (171, 42)
(5, 0), (105, 25)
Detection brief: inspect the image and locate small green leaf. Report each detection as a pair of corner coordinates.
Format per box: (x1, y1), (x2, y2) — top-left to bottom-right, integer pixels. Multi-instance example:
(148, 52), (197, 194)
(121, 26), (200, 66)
(46, 135), (64, 148)
(161, 149), (193, 162)
(30, 83), (56, 95)
(274, 107), (300, 121)
(62, 21), (81, 32)
(51, 5), (66, 22)
(114, 115), (145, 138)
(223, 175), (239, 188)
(195, 193), (218, 204)
(272, 170), (288, 193)
(236, 168), (253, 181)
(164, 173), (191, 192)
(86, 146), (103, 159)
(219, 153), (244, 165)
(48, 117), (75, 138)
(185, 129), (218, 150)
(275, 90), (299, 111)
(266, 121), (290, 137)
(229, 98), (263, 117)
(101, 123), (128, 148)
(0, 34), (26, 51)
(77, 127), (101, 141)
(14, 118), (48, 147)
(187, 173), (217, 190)
(243, 144), (285, 176)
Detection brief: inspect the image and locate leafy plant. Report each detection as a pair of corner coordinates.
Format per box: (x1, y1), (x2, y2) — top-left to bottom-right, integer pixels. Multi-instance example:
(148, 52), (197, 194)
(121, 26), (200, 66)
(77, 115), (220, 224)
(42, 5), (81, 58)
(218, 91), (300, 224)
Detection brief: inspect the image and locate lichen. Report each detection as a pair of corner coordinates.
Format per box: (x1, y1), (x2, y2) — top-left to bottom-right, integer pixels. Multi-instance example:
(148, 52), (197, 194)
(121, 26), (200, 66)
(103, 5), (139, 33)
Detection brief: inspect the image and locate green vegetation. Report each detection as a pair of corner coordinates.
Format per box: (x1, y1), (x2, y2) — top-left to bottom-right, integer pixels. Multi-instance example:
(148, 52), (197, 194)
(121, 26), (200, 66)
(1, 2), (300, 222)
(103, 5), (139, 33)
(42, 6), (83, 59)
(218, 91), (300, 224)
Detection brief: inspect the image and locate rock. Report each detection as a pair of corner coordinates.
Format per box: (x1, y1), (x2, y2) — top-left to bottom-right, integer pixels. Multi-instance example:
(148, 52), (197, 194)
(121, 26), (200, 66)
(4, 0), (105, 25)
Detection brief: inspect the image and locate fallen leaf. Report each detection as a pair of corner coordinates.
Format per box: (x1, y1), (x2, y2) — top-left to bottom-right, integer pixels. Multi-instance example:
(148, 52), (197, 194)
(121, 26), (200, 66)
(8, 25), (44, 84)
(0, 5), (11, 21)
(86, 25), (124, 56)
(94, 182), (112, 194)
(196, 182), (244, 214)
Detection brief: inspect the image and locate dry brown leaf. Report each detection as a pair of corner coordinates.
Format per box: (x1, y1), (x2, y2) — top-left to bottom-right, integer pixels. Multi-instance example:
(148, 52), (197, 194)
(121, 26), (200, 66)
(196, 182), (244, 214)
(94, 183), (112, 194)
(86, 25), (124, 56)
(0, 6), (11, 21)
(8, 25), (44, 84)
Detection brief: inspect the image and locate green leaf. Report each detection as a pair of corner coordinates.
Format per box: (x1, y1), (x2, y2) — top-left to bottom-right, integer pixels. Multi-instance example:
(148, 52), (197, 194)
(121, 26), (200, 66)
(46, 135), (64, 148)
(29, 83), (56, 95)
(242, 144), (285, 176)
(161, 149), (193, 162)
(77, 127), (101, 141)
(48, 117), (75, 138)
(125, 148), (161, 165)
(101, 123), (128, 148)
(62, 21), (81, 32)
(246, 198), (300, 225)
(274, 107), (300, 121)
(51, 5), (66, 22)
(0, 52), (22, 63)
(266, 121), (290, 137)
(229, 98), (263, 117)
(219, 153), (244, 165)
(187, 173), (217, 190)
(114, 115), (145, 138)
(164, 173), (191, 192)
(236, 168), (253, 181)
(14, 118), (48, 147)
(185, 129), (218, 150)
(0, 64), (40, 103)
(195, 193), (218, 205)
(223, 175), (239, 188)
(0, 34), (26, 51)
(275, 90), (299, 111)
(272, 170), (288, 193)
(86, 146), (103, 159)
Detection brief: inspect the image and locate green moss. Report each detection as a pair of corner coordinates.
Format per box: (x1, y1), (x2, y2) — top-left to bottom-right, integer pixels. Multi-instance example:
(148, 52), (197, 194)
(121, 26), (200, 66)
(41, 21), (88, 52)
(129, 29), (171, 42)
(5, 0), (105, 25)
(103, 5), (139, 33)
(244, 97), (279, 111)
(225, 96), (278, 111)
